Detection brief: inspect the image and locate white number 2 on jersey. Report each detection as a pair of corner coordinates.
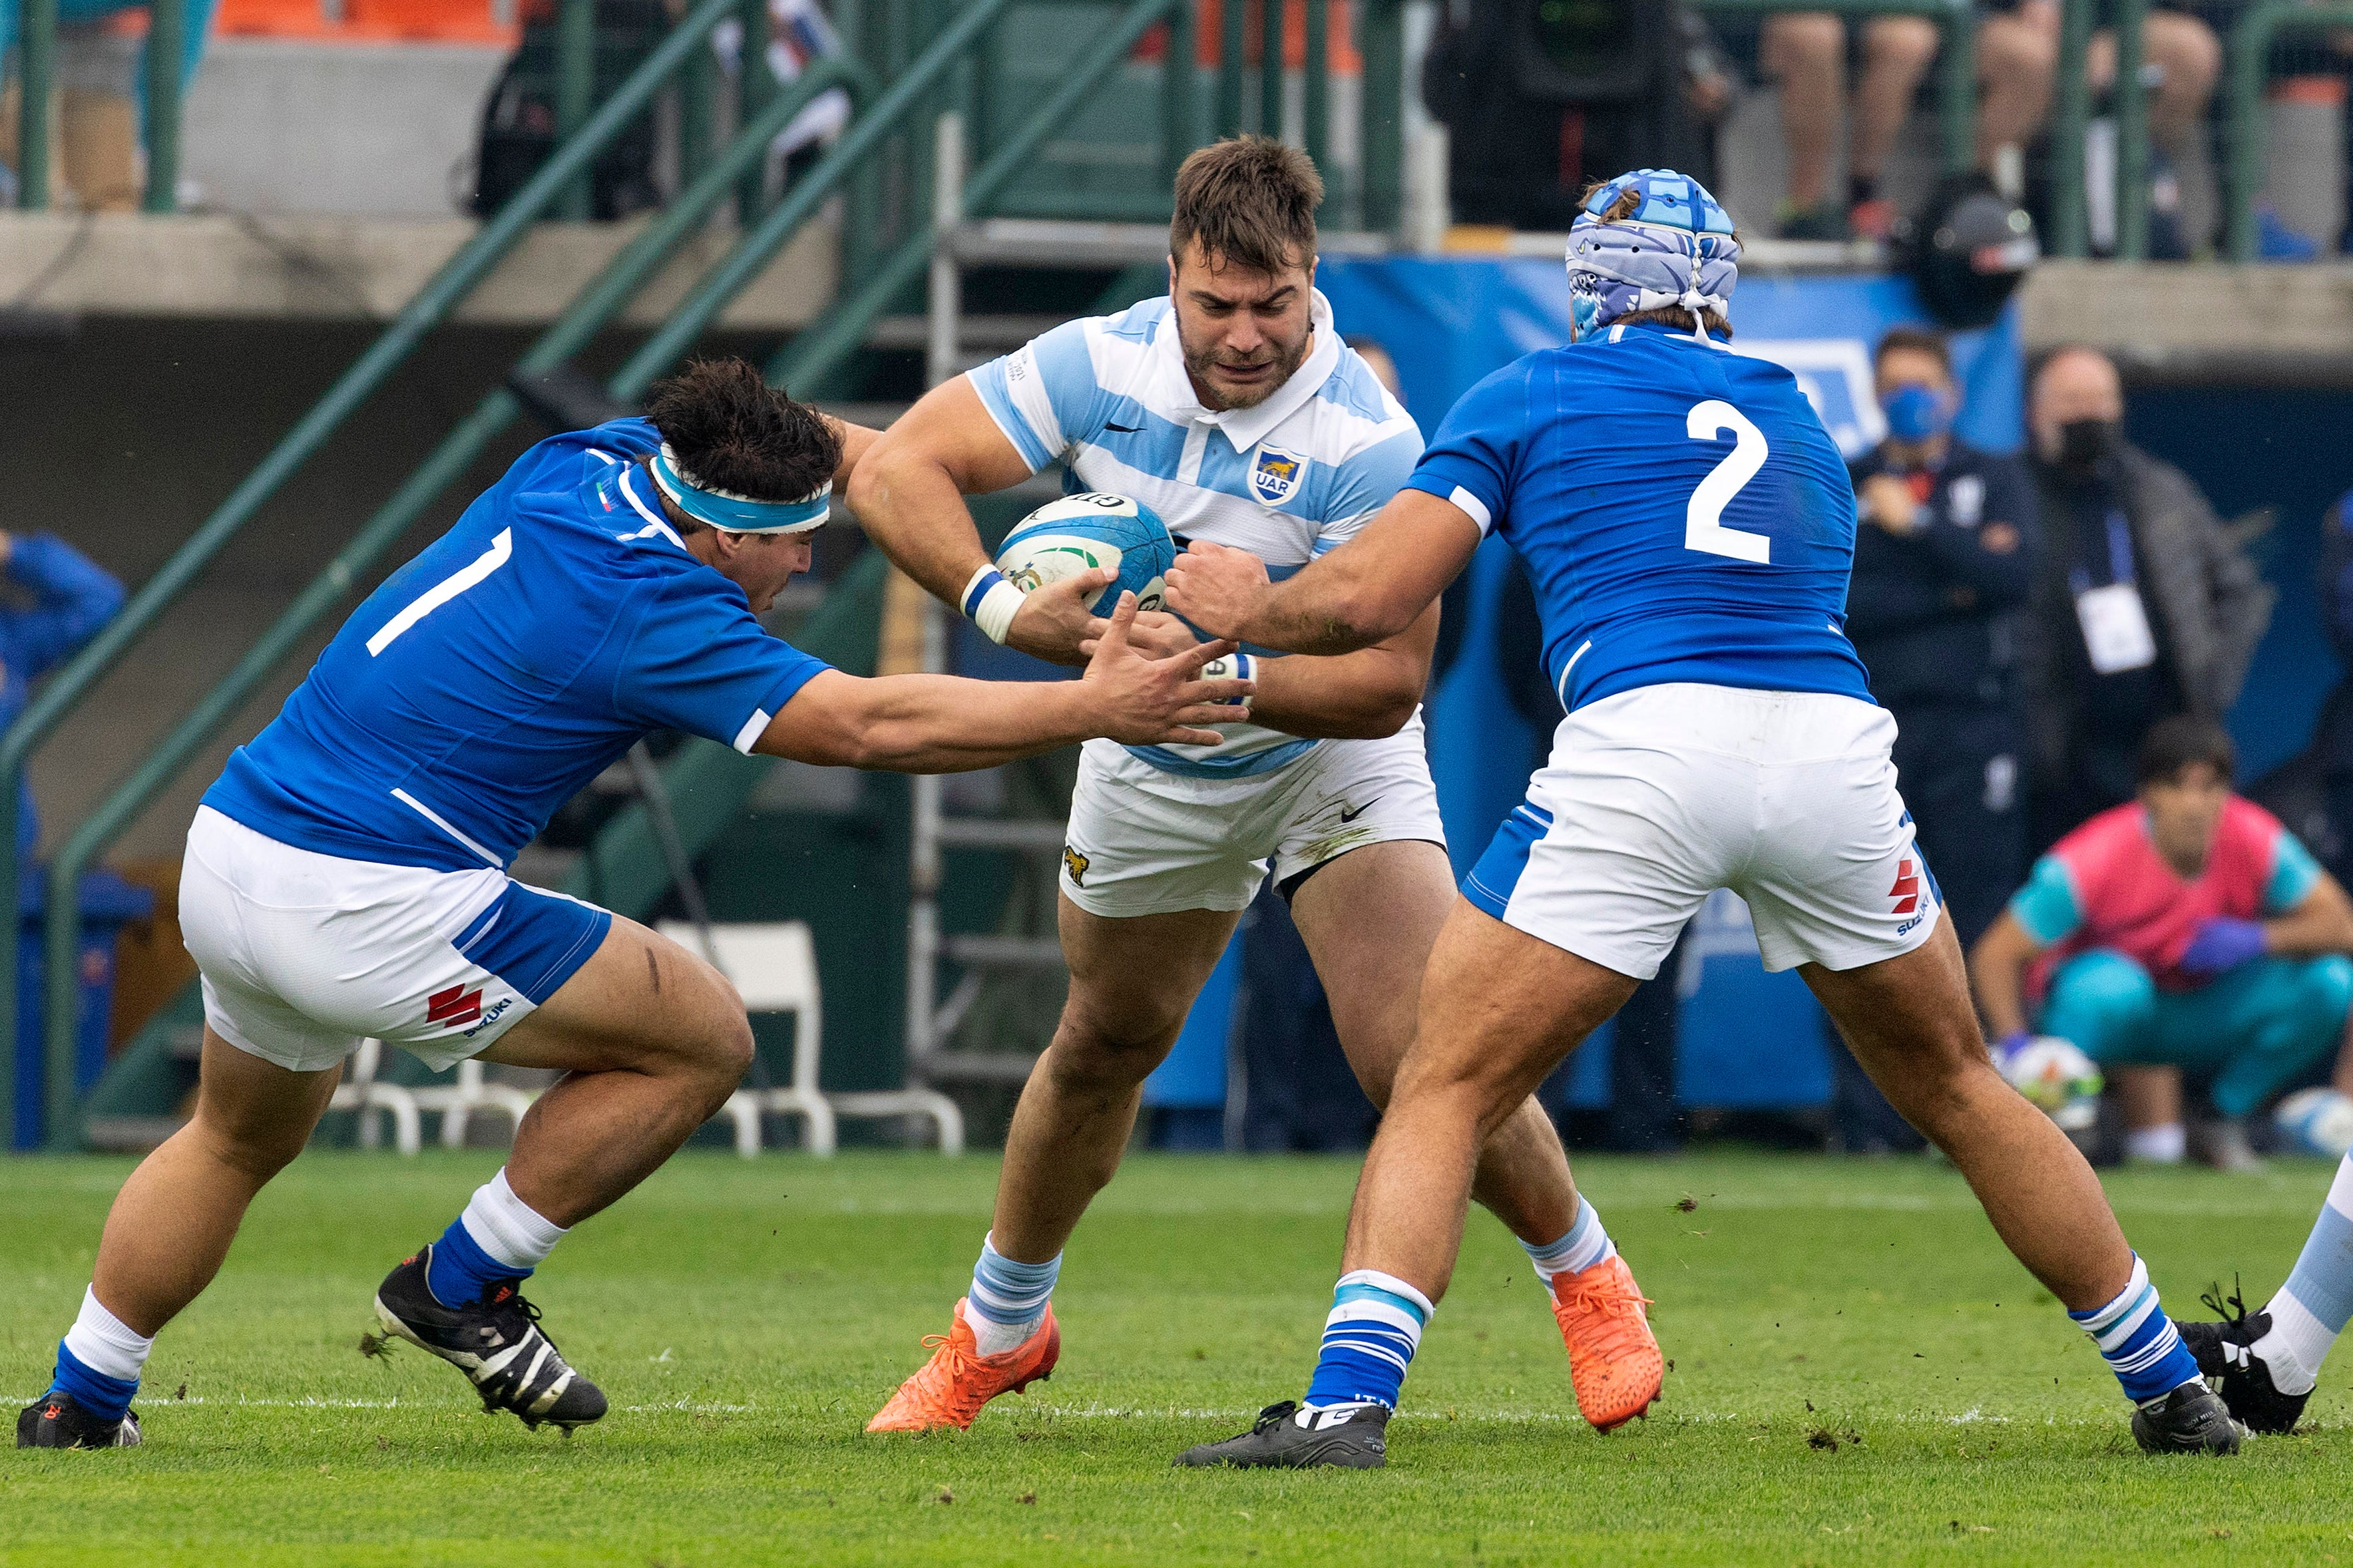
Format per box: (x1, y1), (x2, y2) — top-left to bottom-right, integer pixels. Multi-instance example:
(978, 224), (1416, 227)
(1684, 400), (1771, 564)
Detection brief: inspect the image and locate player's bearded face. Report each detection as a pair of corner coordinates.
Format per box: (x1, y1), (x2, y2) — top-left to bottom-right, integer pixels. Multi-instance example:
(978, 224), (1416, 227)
(1170, 242), (1315, 411)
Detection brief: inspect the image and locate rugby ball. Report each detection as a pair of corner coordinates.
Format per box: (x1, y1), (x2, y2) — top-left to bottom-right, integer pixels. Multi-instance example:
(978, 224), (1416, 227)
(2000, 1034), (2103, 1132)
(2275, 1087), (2353, 1158)
(995, 492), (1177, 616)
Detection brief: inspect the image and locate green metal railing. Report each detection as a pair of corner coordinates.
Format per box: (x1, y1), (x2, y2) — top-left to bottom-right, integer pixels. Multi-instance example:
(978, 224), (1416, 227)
(2049, 0), (2149, 258)
(1693, 0), (1977, 178)
(15, 0), (184, 210)
(0, 0), (766, 1146)
(2224, 1), (2353, 262)
(16, 0), (1253, 1148)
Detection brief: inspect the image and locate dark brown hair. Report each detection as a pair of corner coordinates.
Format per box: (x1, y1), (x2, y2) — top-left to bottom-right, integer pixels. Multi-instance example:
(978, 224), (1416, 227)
(1576, 180), (1735, 339)
(642, 357), (840, 532)
(2137, 715), (2237, 788)
(1170, 136), (1322, 276)
(1876, 325), (1952, 374)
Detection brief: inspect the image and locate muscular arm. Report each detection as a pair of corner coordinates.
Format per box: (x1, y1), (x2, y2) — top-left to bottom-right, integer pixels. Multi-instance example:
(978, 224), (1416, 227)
(2262, 872), (2353, 958)
(843, 378), (1032, 607)
(753, 597), (1251, 772)
(828, 417), (884, 489)
(1165, 489), (1483, 656)
(1247, 601), (1440, 739)
(1970, 910), (2045, 1041)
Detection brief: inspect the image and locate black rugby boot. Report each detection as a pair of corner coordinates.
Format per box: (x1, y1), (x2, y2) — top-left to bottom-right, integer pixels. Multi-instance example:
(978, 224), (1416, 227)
(2180, 1280), (2310, 1436)
(372, 1244), (608, 1431)
(2129, 1380), (2243, 1455)
(1173, 1400), (1390, 1469)
(17, 1391), (140, 1449)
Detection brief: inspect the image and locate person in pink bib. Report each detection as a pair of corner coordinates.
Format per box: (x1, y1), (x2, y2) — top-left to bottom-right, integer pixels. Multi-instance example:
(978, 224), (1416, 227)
(1974, 715), (2353, 1166)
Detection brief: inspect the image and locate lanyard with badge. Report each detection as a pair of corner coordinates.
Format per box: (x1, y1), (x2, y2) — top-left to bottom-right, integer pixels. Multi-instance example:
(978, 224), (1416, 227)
(2069, 509), (2158, 675)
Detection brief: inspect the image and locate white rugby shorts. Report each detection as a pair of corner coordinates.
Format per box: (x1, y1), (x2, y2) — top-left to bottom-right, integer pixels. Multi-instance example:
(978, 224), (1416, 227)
(1462, 684), (1940, 980)
(180, 806), (614, 1074)
(1058, 717), (1447, 917)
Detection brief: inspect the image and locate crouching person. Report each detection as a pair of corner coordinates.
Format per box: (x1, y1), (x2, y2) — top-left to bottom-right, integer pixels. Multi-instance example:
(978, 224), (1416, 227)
(1974, 715), (2353, 1167)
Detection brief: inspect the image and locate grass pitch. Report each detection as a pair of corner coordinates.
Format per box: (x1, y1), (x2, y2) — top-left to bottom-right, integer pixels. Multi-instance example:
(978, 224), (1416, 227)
(6, 1148), (2353, 1565)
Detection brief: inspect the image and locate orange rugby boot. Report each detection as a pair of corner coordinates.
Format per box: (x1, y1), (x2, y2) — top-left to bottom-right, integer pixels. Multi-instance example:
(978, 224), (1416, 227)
(1550, 1253), (1663, 1431)
(865, 1298), (1060, 1433)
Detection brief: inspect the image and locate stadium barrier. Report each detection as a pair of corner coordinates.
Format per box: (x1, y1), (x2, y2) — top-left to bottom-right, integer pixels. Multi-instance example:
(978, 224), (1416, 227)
(2224, 1), (2353, 262)
(12, 0), (184, 210)
(1691, 0), (1977, 178)
(0, 0), (873, 1146)
(11, 0), (1387, 1149)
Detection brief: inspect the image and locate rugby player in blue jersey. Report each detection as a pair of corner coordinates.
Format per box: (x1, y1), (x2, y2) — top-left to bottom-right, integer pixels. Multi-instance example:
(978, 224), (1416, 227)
(17, 358), (1249, 1450)
(1165, 170), (2240, 1466)
(850, 138), (1643, 1437)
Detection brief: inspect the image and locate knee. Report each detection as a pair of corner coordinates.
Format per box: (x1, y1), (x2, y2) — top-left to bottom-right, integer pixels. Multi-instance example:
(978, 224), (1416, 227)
(2148, 13), (2221, 92)
(1866, 17), (1938, 73)
(1767, 15), (1844, 72)
(2043, 951), (2155, 1051)
(1043, 996), (1182, 1095)
(192, 1110), (310, 1183)
(1980, 19), (2056, 83)
(2289, 955), (2353, 1034)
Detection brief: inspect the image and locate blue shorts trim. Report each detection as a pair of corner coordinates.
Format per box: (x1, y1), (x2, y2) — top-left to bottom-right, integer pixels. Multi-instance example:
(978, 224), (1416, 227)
(451, 882), (613, 1005)
(1462, 800), (1554, 920)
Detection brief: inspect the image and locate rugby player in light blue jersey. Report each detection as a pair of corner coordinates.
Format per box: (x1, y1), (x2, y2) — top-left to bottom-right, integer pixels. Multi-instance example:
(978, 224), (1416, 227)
(15, 359), (1249, 1451)
(851, 138), (1613, 1436)
(1166, 170), (2239, 1467)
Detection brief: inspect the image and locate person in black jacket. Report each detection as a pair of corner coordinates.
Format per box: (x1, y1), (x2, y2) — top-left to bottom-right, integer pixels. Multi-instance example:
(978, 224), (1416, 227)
(1832, 325), (2037, 1150)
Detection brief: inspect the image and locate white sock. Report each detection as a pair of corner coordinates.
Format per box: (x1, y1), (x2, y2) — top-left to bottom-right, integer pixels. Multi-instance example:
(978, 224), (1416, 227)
(458, 1168), (568, 1270)
(2254, 1153), (2353, 1396)
(1522, 1196), (1616, 1284)
(2125, 1123), (2186, 1164)
(63, 1286), (154, 1383)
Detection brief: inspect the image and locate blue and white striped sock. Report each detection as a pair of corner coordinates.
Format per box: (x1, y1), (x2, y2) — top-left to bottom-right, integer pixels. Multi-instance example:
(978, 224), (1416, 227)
(1303, 1269), (1434, 1411)
(2254, 1153), (2353, 1396)
(2069, 1253), (2200, 1405)
(967, 1233), (1060, 1357)
(1522, 1196), (1615, 1285)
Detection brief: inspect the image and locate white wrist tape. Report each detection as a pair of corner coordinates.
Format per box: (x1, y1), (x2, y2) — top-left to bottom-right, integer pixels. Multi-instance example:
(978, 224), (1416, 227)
(1201, 649), (1254, 717)
(961, 564), (1026, 646)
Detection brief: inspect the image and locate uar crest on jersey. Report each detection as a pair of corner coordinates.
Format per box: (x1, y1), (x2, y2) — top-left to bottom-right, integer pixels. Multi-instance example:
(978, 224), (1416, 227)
(1249, 445), (1307, 506)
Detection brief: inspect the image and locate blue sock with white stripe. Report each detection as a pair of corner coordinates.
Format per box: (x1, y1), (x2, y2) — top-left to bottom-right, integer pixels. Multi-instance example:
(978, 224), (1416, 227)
(1304, 1269), (1434, 1410)
(1522, 1196), (1615, 1284)
(44, 1288), (151, 1423)
(425, 1168), (566, 1308)
(2069, 1253), (2200, 1405)
(968, 1233), (1061, 1357)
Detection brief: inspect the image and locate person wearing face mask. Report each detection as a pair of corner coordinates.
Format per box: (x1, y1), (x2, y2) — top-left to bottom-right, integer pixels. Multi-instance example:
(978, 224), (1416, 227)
(1832, 327), (2036, 1152)
(2020, 345), (2272, 856)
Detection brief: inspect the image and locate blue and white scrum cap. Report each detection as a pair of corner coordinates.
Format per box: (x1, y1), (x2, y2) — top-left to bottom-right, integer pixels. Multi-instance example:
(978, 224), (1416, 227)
(646, 443), (832, 534)
(1565, 168), (1741, 341)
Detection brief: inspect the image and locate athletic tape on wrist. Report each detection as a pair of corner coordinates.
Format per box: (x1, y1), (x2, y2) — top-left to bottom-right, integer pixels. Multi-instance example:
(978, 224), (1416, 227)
(961, 564), (1026, 646)
(1205, 649), (1253, 717)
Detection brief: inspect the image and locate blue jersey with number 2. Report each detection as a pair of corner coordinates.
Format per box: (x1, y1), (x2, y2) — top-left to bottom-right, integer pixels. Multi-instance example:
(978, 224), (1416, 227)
(1405, 322), (1872, 713)
(202, 418), (833, 875)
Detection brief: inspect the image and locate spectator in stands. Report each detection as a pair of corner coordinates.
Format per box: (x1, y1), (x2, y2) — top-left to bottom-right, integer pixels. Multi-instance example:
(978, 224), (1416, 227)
(1832, 325), (2035, 1149)
(2020, 345), (2270, 852)
(2013, 0), (2223, 256)
(0, 0), (215, 210)
(1973, 716), (2353, 1169)
(1763, 1), (2058, 239)
(0, 530), (124, 854)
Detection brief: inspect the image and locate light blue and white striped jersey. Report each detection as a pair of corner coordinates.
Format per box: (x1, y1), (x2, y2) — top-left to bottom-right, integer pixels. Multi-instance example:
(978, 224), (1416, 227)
(970, 289), (1421, 777)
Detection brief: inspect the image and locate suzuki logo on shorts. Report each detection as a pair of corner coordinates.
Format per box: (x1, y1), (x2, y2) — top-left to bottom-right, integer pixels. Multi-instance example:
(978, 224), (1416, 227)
(463, 997), (515, 1039)
(1249, 445), (1306, 506)
(427, 984), (483, 1029)
(1888, 857), (1922, 916)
